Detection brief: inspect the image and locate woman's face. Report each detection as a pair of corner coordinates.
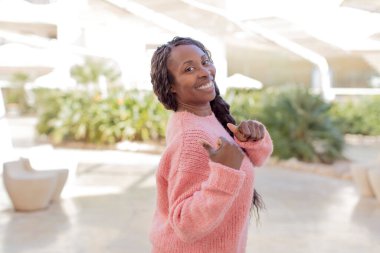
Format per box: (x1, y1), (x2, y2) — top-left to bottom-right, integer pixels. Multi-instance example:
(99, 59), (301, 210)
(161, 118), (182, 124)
(167, 44), (216, 108)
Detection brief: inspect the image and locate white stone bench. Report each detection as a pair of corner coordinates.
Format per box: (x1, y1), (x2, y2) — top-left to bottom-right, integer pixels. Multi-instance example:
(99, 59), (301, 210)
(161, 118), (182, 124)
(2, 158), (68, 211)
(369, 169), (380, 202)
(351, 161), (380, 202)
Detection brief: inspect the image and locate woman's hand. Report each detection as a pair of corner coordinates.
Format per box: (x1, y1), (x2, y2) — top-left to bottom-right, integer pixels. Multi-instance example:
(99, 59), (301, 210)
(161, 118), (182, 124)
(201, 137), (244, 170)
(227, 120), (265, 142)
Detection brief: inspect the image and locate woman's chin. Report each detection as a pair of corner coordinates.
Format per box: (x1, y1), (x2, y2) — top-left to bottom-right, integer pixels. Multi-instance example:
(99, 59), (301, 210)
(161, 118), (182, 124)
(209, 89), (217, 101)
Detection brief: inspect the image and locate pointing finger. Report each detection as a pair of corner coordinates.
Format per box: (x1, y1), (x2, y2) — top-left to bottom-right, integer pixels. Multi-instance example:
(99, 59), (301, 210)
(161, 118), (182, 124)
(218, 136), (228, 147)
(200, 140), (216, 156)
(216, 138), (222, 150)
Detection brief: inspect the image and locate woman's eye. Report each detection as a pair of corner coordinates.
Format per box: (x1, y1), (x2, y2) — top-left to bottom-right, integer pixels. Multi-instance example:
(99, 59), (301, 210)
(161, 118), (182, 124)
(203, 59), (211, 65)
(185, 66), (194, 72)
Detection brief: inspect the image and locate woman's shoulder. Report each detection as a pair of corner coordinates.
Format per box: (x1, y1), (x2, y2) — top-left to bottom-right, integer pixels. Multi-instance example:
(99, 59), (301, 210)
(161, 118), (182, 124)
(167, 120), (213, 146)
(158, 122), (212, 178)
(160, 129), (211, 178)
(164, 112), (214, 154)
(168, 111), (215, 134)
(166, 127), (212, 150)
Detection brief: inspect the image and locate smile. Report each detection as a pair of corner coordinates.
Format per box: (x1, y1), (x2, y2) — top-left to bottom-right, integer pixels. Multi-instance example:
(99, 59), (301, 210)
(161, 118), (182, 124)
(196, 81), (214, 90)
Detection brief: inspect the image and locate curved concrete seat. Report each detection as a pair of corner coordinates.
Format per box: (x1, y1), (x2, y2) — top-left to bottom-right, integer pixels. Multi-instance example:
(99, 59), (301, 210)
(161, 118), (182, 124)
(20, 158), (69, 202)
(368, 169), (380, 203)
(350, 164), (375, 197)
(2, 159), (69, 212)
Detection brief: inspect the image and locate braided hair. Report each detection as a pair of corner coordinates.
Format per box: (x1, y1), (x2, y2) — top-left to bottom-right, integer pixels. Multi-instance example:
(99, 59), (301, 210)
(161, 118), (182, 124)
(150, 36), (264, 218)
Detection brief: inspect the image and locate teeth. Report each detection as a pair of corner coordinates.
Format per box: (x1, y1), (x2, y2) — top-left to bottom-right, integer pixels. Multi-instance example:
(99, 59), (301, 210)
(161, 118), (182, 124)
(197, 82), (213, 90)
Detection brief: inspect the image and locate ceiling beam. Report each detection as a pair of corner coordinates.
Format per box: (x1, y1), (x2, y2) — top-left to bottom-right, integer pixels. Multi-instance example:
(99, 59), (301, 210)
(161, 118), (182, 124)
(104, 0), (229, 86)
(181, 0), (334, 100)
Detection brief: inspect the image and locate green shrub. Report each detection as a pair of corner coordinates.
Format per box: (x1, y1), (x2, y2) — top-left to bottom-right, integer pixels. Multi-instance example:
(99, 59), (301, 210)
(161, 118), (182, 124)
(35, 88), (169, 145)
(228, 87), (344, 164)
(330, 96), (380, 135)
(2, 73), (33, 114)
(225, 88), (263, 123)
(70, 57), (121, 86)
(34, 88), (65, 137)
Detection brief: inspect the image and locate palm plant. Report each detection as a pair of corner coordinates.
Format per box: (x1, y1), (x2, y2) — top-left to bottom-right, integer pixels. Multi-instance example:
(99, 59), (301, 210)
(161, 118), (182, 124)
(258, 87), (344, 163)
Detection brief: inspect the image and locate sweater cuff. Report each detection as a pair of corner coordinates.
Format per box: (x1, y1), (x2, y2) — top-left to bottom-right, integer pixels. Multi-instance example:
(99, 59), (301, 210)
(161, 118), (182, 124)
(208, 161), (246, 195)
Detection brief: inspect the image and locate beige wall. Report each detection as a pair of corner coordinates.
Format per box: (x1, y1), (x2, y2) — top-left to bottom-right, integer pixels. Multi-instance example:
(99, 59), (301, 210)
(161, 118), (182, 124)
(227, 43), (378, 89)
(227, 44), (313, 87)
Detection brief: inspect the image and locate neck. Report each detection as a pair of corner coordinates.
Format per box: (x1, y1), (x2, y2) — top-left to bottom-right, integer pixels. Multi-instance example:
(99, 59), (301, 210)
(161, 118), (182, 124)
(177, 101), (212, 117)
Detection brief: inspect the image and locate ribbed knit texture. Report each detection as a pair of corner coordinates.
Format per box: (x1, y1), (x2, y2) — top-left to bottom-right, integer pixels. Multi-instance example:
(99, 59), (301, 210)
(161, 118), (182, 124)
(150, 111), (273, 253)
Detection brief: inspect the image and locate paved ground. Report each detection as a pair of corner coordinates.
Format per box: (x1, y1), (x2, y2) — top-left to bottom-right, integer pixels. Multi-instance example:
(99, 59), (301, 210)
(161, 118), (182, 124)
(1, 117), (380, 253)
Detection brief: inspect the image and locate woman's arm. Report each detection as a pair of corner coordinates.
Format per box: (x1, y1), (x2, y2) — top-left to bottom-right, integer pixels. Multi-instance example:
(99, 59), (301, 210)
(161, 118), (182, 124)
(227, 121), (273, 166)
(167, 130), (246, 243)
(234, 128), (273, 166)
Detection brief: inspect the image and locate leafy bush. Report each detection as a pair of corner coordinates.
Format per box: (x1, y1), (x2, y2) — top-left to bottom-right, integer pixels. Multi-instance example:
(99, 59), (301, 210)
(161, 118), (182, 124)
(35, 88), (169, 145)
(228, 87), (344, 164)
(2, 73), (33, 114)
(330, 96), (380, 135)
(70, 57), (121, 86)
(225, 88), (263, 123)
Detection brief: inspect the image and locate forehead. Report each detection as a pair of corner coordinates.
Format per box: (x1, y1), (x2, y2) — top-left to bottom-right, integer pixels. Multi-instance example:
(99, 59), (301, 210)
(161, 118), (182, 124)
(167, 44), (206, 66)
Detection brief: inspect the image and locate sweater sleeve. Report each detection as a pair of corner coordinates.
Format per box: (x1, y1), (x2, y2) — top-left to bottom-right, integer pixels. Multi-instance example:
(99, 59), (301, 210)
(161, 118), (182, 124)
(234, 127), (273, 166)
(167, 130), (246, 243)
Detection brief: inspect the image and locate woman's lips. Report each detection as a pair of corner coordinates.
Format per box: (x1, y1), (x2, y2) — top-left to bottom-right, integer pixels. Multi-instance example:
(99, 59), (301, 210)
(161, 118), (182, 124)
(196, 81), (214, 90)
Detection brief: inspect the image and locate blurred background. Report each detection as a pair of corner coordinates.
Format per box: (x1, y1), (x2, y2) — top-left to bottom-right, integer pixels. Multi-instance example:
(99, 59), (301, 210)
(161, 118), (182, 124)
(0, 0), (380, 252)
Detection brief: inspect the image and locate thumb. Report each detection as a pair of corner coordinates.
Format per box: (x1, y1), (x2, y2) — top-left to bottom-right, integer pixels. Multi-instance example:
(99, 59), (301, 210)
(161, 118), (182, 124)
(227, 123), (247, 141)
(200, 140), (216, 156)
(226, 123), (239, 135)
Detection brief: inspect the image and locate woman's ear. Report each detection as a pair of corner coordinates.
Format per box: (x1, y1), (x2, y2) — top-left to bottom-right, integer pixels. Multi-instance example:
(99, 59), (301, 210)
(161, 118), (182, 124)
(170, 84), (176, 93)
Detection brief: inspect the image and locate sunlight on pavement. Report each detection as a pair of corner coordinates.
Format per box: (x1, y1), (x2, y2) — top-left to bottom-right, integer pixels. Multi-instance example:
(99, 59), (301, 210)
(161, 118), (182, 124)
(61, 185), (125, 199)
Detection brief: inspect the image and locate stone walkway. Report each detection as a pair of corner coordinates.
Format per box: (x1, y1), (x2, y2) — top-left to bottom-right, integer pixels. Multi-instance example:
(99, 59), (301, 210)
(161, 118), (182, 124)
(1, 117), (380, 253)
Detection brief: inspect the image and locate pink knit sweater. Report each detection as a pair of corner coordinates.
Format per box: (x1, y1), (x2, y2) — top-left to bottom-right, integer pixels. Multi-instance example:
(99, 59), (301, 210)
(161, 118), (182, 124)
(150, 111), (273, 253)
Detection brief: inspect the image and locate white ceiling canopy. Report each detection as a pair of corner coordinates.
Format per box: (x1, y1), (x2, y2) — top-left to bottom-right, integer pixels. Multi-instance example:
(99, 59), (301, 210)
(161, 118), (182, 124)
(225, 0), (380, 52)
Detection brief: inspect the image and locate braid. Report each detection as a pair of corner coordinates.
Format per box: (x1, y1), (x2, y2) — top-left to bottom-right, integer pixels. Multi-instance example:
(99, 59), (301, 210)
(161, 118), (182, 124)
(150, 44), (177, 111)
(210, 85), (236, 135)
(211, 84), (265, 219)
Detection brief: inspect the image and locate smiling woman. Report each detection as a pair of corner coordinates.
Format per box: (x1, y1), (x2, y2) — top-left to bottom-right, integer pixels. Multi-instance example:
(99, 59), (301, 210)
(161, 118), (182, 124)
(149, 37), (273, 253)
(167, 44), (217, 116)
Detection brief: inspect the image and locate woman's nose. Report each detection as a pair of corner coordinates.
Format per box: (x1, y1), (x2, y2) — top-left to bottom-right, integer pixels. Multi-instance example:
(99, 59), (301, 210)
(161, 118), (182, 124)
(198, 66), (212, 78)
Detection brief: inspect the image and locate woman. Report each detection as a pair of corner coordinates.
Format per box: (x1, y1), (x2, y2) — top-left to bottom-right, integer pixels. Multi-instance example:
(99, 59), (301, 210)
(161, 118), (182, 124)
(149, 36), (273, 253)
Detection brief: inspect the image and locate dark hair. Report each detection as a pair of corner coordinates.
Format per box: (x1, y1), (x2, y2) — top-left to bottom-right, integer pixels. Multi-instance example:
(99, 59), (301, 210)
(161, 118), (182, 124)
(150, 36), (264, 218)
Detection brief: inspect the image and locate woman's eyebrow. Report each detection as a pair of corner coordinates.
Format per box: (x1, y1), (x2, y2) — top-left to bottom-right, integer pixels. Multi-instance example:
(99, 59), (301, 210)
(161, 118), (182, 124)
(201, 54), (208, 59)
(181, 54), (208, 66)
(182, 60), (193, 66)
